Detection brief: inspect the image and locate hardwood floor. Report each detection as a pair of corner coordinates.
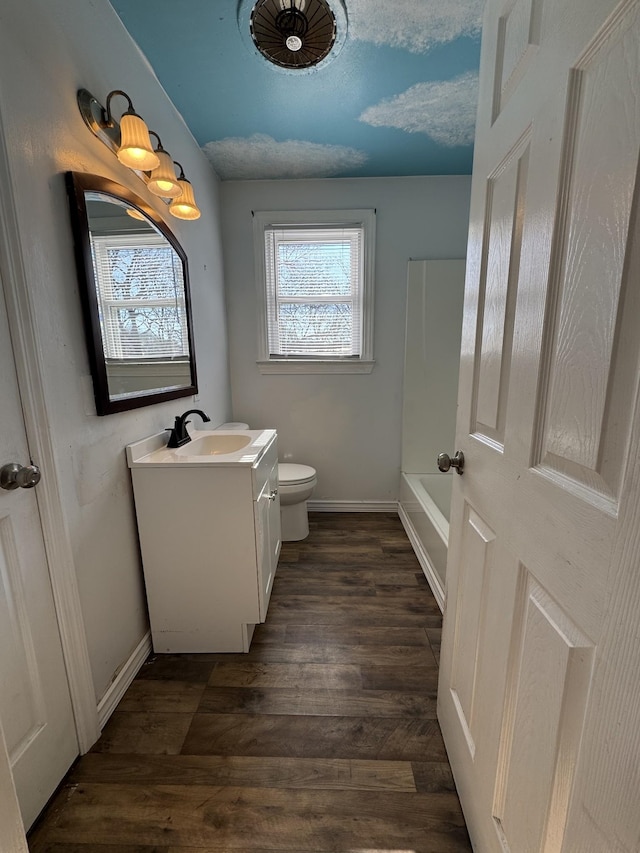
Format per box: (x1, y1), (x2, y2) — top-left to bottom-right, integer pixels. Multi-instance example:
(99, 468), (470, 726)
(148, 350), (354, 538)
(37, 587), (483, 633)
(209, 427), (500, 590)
(29, 512), (471, 852)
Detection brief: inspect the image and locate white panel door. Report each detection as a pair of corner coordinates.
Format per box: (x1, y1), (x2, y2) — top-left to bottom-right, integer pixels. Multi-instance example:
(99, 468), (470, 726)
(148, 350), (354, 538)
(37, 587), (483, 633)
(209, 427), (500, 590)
(0, 265), (77, 828)
(438, 0), (640, 851)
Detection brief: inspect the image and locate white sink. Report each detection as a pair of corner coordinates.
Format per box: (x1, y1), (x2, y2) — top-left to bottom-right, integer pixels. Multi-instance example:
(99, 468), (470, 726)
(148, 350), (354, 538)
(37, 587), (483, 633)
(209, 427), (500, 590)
(126, 429), (277, 468)
(176, 433), (251, 456)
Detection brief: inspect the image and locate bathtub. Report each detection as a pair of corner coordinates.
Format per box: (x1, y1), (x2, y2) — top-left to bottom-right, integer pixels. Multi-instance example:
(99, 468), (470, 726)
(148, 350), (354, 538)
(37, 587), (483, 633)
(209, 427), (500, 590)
(398, 472), (451, 611)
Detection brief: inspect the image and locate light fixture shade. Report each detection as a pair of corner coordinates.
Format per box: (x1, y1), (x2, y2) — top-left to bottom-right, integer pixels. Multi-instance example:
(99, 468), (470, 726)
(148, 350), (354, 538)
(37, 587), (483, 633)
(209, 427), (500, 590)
(147, 149), (182, 198)
(169, 178), (201, 220)
(125, 207), (146, 221)
(117, 112), (160, 171)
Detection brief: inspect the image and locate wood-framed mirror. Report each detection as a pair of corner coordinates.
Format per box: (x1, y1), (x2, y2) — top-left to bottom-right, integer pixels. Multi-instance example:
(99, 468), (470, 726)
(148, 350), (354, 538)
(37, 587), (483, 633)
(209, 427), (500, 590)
(66, 172), (198, 415)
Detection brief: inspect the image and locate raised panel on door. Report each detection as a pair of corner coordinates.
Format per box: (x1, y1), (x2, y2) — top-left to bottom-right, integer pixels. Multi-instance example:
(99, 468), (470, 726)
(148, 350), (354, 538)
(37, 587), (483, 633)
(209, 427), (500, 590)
(535, 5), (640, 508)
(493, 0), (545, 120)
(472, 134), (530, 448)
(0, 516), (46, 762)
(449, 503), (496, 758)
(493, 569), (594, 852)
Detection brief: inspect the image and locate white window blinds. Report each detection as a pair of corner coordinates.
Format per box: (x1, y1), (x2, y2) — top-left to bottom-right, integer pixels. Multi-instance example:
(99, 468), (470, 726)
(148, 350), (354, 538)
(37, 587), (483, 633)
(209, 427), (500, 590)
(90, 233), (188, 360)
(264, 225), (364, 358)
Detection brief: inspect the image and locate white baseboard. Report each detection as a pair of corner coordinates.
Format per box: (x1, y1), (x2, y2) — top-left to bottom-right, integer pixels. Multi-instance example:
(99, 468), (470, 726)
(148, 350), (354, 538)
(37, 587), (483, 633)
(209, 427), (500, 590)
(308, 500), (399, 512)
(398, 504), (445, 612)
(97, 631), (152, 729)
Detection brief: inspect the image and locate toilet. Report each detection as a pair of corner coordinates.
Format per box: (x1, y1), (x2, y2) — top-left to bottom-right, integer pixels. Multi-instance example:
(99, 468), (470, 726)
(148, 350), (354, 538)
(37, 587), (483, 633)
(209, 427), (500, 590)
(216, 423), (317, 542)
(277, 462), (317, 541)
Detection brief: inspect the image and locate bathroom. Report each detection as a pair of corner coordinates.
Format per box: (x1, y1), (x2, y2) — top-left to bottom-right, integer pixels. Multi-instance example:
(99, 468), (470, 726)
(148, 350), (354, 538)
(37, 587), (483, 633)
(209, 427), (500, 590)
(5, 0), (640, 849)
(0, 0), (470, 838)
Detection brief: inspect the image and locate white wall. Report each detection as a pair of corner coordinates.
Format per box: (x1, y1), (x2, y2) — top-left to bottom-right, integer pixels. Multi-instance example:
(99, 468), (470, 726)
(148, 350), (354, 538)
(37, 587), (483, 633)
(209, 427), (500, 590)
(0, 1), (231, 702)
(222, 177), (471, 503)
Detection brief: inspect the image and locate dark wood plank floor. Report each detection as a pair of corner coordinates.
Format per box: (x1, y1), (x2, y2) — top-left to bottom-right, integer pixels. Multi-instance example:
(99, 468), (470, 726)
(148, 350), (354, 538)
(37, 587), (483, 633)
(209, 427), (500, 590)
(29, 512), (471, 852)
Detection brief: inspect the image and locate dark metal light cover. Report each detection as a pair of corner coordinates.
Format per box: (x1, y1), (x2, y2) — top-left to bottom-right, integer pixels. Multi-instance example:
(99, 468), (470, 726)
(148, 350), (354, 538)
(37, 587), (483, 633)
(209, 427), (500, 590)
(250, 0), (337, 69)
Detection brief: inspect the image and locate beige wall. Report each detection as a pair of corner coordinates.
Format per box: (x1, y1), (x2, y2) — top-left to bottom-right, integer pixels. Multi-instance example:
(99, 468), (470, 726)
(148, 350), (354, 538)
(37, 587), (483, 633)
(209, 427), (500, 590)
(0, 0), (231, 702)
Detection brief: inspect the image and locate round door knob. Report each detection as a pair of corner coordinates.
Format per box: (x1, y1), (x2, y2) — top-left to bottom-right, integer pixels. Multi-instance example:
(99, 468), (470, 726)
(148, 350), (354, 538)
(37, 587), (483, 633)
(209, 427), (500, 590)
(437, 451), (464, 475)
(0, 462), (42, 491)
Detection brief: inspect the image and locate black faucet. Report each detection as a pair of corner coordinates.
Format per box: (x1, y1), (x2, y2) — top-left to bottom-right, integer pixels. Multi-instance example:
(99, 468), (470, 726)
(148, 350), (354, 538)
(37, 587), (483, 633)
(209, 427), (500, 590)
(166, 409), (211, 448)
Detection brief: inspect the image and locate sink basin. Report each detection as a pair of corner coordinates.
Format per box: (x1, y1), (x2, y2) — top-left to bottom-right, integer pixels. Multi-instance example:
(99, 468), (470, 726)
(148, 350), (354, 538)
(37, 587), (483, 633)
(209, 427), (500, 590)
(176, 433), (251, 456)
(127, 428), (277, 468)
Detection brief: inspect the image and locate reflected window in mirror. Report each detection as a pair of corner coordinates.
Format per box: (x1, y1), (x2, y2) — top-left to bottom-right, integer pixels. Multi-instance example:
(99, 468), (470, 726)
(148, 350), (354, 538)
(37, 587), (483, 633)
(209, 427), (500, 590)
(66, 173), (198, 415)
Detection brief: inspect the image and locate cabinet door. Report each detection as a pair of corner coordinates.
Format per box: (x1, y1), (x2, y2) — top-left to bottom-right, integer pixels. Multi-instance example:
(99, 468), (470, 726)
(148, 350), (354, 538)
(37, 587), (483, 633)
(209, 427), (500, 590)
(254, 480), (271, 622)
(254, 457), (280, 622)
(267, 456), (281, 581)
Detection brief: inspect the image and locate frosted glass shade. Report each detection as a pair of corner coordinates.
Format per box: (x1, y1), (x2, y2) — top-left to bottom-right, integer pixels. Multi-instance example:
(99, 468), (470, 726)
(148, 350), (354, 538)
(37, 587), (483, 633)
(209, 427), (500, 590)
(147, 149), (182, 198)
(169, 179), (201, 220)
(117, 113), (160, 171)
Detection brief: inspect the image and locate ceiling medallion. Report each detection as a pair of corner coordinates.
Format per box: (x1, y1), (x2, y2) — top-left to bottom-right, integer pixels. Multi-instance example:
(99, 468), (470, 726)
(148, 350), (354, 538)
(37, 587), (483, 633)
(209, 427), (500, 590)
(250, 0), (337, 69)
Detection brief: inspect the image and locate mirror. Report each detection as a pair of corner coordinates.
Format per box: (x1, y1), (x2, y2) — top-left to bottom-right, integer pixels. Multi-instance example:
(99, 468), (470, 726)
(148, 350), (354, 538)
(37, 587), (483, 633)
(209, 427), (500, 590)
(66, 172), (198, 415)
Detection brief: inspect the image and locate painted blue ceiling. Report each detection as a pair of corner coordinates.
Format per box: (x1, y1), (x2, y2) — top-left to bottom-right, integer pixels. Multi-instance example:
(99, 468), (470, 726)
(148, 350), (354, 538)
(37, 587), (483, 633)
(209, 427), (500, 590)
(109, 0), (483, 181)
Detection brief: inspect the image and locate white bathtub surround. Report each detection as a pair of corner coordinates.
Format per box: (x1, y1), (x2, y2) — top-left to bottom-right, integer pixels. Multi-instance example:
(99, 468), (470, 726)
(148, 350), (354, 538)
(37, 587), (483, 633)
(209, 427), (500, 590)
(398, 473), (450, 610)
(401, 259), (466, 474)
(399, 259), (465, 607)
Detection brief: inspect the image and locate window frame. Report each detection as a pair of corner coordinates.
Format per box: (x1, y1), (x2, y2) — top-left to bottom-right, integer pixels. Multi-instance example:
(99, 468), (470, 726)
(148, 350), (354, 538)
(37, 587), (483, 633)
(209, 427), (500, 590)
(253, 209), (376, 374)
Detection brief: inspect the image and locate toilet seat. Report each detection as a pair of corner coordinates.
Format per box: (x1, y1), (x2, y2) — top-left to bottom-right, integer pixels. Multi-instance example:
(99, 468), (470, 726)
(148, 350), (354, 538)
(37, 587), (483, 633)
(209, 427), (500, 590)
(278, 463), (316, 486)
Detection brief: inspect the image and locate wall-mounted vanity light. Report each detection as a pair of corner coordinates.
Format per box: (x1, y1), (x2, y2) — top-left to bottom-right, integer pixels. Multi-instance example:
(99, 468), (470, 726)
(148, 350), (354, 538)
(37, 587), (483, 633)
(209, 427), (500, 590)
(147, 133), (182, 199)
(77, 88), (201, 221)
(168, 163), (201, 221)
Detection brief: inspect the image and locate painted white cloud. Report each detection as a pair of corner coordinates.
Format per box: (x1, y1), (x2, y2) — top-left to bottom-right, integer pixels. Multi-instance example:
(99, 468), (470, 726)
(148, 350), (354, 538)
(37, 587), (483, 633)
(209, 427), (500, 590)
(359, 72), (478, 147)
(347, 0), (484, 52)
(203, 134), (368, 180)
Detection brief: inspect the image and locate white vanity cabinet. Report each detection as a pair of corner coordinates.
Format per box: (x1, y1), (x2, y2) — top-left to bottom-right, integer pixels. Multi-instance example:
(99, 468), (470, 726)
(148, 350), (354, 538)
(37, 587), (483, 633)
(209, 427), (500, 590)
(127, 429), (281, 652)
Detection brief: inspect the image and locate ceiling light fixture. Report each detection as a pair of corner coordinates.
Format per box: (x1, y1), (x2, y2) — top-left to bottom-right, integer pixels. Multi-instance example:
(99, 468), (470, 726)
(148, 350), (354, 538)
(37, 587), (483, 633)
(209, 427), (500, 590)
(77, 88), (201, 222)
(250, 0), (337, 69)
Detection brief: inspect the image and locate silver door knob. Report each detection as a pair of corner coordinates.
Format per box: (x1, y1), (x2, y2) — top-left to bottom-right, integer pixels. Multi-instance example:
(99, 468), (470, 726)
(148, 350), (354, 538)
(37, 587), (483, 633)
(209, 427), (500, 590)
(0, 462), (42, 491)
(437, 451), (464, 475)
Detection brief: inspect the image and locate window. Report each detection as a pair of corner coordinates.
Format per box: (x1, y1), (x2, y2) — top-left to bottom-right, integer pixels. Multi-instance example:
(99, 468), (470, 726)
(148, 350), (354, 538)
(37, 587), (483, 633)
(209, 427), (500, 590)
(90, 232), (188, 361)
(254, 209), (375, 373)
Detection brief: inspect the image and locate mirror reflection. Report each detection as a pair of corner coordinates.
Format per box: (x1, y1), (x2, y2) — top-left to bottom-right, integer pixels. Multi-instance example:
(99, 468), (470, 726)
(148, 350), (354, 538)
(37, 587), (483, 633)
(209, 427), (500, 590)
(67, 173), (198, 415)
(87, 194), (191, 397)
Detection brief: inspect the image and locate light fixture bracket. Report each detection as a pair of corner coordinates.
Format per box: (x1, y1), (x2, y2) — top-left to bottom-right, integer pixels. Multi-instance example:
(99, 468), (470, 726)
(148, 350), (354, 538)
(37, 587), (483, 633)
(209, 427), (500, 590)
(77, 89), (121, 157)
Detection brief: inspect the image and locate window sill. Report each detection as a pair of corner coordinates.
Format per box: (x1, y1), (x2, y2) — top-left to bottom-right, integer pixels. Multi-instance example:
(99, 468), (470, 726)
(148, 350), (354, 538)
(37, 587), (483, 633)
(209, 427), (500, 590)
(257, 359), (375, 375)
